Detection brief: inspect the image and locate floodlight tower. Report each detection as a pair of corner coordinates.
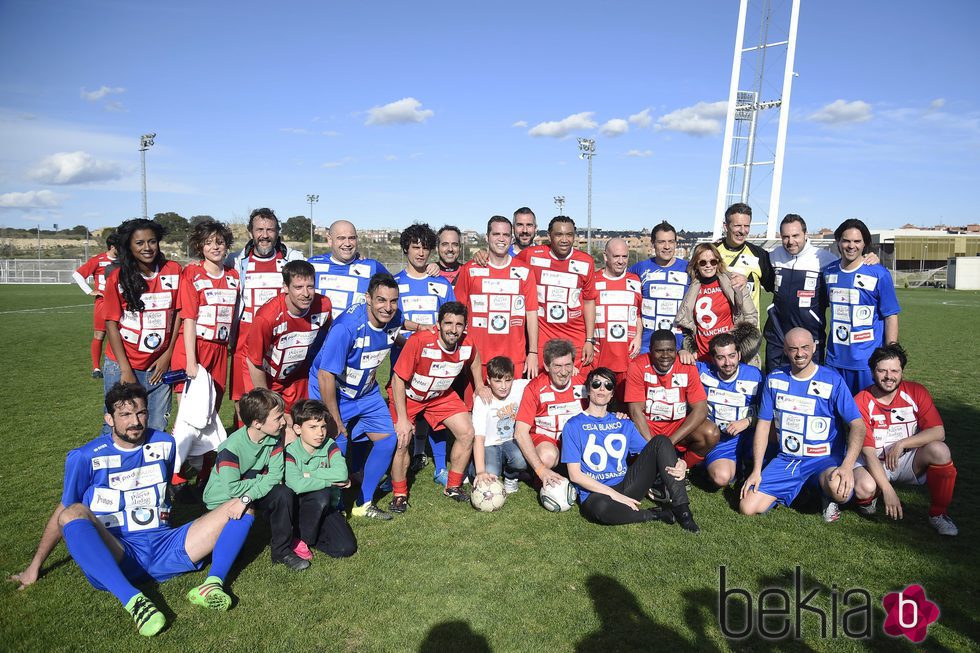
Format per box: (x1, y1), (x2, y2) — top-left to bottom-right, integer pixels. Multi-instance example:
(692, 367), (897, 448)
(139, 133), (156, 219)
(307, 194), (319, 257)
(553, 195), (565, 215)
(713, 0), (800, 241)
(577, 138), (596, 254)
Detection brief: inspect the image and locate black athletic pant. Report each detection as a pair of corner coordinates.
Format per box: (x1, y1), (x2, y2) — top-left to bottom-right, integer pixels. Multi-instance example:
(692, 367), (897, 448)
(580, 435), (690, 525)
(257, 484), (297, 561)
(295, 488), (357, 558)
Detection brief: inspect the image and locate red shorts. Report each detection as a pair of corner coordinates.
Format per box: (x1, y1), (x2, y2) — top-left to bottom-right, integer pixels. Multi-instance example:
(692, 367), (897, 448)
(93, 298), (106, 331)
(271, 378), (309, 414)
(645, 419), (689, 453)
(530, 433), (559, 449)
(390, 390), (469, 431)
(172, 339), (229, 398)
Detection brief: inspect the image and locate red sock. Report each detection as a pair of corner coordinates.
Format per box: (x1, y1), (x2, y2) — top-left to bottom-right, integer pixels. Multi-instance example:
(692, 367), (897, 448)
(392, 479), (408, 496)
(683, 450), (705, 467)
(856, 495), (876, 506)
(91, 338), (103, 370)
(926, 462), (956, 517)
(171, 471), (188, 485)
(447, 470), (464, 489)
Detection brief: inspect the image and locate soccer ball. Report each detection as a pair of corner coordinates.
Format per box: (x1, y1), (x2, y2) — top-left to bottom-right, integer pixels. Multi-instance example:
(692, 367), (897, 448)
(470, 479), (506, 512)
(539, 478), (577, 512)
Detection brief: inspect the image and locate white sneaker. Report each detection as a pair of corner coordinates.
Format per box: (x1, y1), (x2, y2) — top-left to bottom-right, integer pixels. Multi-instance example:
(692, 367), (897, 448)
(503, 478), (519, 494)
(856, 498), (877, 517)
(928, 514), (959, 536)
(822, 497), (841, 523)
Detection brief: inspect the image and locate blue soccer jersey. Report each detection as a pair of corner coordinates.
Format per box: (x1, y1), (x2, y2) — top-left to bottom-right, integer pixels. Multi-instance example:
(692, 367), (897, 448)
(758, 365), (861, 458)
(560, 412), (647, 502)
(392, 270), (456, 366)
(307, 255), (389, 318)
(822, 261), (900, 371)
(308, 302), (403, 401)
(62, 429), (175, 535)
(696, 361), (763, 437)
(628, 257), (689, 352)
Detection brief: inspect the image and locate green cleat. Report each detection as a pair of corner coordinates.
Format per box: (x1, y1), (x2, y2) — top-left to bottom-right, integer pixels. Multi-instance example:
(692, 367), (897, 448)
(187, 575), (232, 611)
(125, 592), (165, 637)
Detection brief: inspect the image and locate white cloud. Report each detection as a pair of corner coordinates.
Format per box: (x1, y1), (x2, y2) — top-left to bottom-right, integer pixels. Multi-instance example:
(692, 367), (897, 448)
(528, 112), (597, 138)
(104, 101), (126, 113)
(512, 120), (528, 128)
(628, 108), (653, 128)
(321, 130), (340, 137)
(365, 97), (434, 125)
(600, 118), (629, 137)
(321, 158), (353, 169)
(808, 99), (873, 125)
(930, 98), (946, 110)
(80, 86), (125, 102)
(279, 127), (310, 134)
(384, 154), (398, 161)
(624, 149), (653, 158)
(28, 151), (124, 185)
(655, 101), (728, 136)
(0, 190), (64, 209)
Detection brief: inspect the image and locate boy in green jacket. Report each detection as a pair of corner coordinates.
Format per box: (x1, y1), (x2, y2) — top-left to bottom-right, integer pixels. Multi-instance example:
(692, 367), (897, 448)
(284, 399), (357, 561)
(203, 388), (308, 571)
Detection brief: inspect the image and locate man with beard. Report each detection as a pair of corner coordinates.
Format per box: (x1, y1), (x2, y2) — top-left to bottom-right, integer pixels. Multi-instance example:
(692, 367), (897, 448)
(511, 206), (538, 256)
(629, 221), (689, 352)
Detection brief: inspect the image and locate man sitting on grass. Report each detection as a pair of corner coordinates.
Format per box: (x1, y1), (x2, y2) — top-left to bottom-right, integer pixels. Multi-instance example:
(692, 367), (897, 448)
(10, 383), (253, 637)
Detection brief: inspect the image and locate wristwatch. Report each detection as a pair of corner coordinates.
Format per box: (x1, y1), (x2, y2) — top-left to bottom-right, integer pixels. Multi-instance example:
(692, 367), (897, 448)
(240, 495), (252, 506)
(587, 337), (597, 345)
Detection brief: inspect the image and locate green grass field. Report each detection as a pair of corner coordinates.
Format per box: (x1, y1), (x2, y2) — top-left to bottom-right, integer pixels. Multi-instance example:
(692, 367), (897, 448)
(0, 285), (977, 652)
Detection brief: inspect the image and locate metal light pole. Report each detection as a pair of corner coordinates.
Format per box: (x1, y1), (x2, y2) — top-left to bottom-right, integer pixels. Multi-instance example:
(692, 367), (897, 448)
(139, 133), (156, 219)
(307, 194), (319, 257)
(577, 138), (596, 255)
(553, 195), (565, 215)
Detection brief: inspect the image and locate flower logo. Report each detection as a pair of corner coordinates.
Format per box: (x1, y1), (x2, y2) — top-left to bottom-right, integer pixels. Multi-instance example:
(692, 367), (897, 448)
(882, 584), (939, 643)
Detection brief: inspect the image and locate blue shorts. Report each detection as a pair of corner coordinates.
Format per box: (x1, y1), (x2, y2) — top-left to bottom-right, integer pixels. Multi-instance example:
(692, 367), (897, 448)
(86, 523), (202, 591)
(336, 389), (396, 453)
(827, 365), (872, 396)
(758, 452), (843, 507)
(704, 434), (776, 468)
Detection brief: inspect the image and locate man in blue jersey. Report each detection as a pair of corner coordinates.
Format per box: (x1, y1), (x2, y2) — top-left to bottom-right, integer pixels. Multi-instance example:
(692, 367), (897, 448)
(740, 328), (866, 522)
(309, 273), (423, 520)
(822, 218), (901, 395)
(394, 222), (457, 485)
(698, 333), (764, 488)
(308, 220), (390, 319)
(11, 384), (253, 636)
(628, 221), (689, 352)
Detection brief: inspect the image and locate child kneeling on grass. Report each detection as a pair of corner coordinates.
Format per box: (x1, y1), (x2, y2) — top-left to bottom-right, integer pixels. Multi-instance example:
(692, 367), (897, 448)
(283, 399), (357, 562)
(202, 388), (308, 570)
(471, 356), (529, 493)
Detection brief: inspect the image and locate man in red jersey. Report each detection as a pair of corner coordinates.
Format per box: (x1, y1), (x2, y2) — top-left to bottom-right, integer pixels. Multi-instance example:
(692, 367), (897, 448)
(514, 339), (587, 487)
(229, 208), (305, 413)
(625, 329), (719, 469)
(515, 215), (597, 370)
(245, 261), (331, 420)
(592, 237), (642, 400)
(851, 344), (958, 536)
(388, 302), (490, 511)
(73, 233), (120, 379)
(455, 215), (540, 379)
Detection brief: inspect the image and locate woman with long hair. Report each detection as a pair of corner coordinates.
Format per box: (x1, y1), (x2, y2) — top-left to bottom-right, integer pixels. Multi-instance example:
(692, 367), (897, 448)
(673, 242), (761, 367)
(102, 218), (182, 432)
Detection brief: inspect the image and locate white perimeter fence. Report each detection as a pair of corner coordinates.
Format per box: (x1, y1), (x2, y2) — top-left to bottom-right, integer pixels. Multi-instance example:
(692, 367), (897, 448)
(0, 259), (82, 284)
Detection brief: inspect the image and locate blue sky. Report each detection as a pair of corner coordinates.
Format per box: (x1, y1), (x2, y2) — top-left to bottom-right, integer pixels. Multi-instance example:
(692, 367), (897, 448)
(0, 0), (977, 234)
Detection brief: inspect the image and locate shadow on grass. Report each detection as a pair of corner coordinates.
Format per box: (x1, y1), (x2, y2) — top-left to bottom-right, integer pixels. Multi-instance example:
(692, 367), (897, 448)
(418, 620), (490, 652)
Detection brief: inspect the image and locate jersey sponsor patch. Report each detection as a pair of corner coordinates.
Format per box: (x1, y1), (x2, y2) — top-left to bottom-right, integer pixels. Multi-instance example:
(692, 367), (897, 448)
(568, 259), (590, 276)
(707, 387), (747, 407)
(469, 267), (489, 277)
(428, 360), (464, 378)
(807, 380), (833, 398)
(108, 464), (165, 491)
(90, 487), (122, 512)
(781, 412), (805, 433)
(482, 278), (519, 294)
(852, 305), (875, 327)
(700, 372), (719, 388)
(671, 373), (687, 387)
(735, 380), (758, 395)
(775, 393), (817, 416)
(91, 455), (122, 471)
(807, 416), (831, 440)
(854, 273), (878, 291)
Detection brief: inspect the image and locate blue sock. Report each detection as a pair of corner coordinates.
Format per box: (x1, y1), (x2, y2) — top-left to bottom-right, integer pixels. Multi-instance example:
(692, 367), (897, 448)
(360, 435), (396, 505)
(62, 519), (139, 605)
(429, 431), (448, 472)
(207, 513), (254, 583)
(347, 440), (369, 477)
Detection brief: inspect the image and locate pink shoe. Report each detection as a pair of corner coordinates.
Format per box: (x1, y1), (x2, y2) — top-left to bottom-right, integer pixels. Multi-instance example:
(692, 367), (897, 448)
(292, 538), (313, 561)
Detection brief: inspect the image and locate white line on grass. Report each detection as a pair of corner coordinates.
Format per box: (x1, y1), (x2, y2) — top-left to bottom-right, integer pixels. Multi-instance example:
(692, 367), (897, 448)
(0, 303), (91, 315)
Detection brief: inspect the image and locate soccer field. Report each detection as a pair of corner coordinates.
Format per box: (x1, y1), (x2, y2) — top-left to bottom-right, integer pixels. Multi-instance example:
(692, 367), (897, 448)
(0, 285), (977, 652)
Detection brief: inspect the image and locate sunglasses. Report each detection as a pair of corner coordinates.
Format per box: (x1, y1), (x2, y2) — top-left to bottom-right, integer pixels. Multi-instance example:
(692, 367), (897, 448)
(590, 380), (615, 390)
(697, 258), (720, 268)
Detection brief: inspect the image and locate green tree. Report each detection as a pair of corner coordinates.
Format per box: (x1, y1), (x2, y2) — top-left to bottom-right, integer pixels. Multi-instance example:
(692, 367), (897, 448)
(282, 215), (311, 242)
(153, 212), (190, 240)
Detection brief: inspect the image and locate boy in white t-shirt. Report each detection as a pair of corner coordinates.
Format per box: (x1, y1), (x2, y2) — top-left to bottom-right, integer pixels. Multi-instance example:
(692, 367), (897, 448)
(471, 356), (529, 494)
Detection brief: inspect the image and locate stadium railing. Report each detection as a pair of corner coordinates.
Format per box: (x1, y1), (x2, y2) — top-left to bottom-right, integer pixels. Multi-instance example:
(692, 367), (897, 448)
(0, 259), (82, 284)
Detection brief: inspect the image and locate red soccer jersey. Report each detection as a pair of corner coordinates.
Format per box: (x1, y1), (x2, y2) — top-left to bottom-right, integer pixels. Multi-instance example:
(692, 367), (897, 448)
(454, 258), (538, 373)
(515, 371), (588, 443)
(178, 262), (240, 344)
(393, 329), (477, 402)
(855, 381), (943, 457)
(593, 270), (642, 372)
(76, 252), (116, 295)
(693, 279), (736, 360)
(236, 252), (289, 352)
(515, 245), (597, 350)
(102, 261), (182, 371)
(246, 293), (332, 386)
(624, 355), (707, 435)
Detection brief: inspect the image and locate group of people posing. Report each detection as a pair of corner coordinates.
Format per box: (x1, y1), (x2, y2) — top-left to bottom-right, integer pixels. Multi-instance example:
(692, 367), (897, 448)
(11, 203), (958, 637)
